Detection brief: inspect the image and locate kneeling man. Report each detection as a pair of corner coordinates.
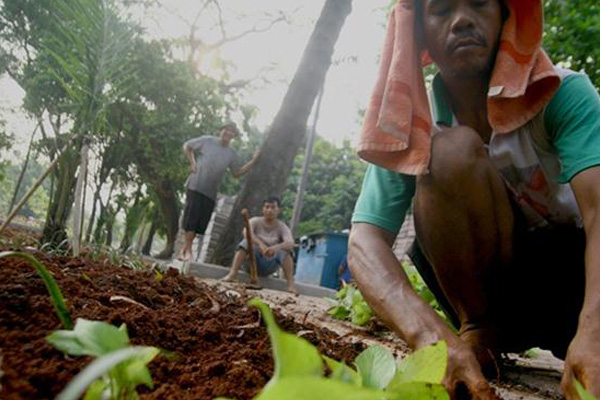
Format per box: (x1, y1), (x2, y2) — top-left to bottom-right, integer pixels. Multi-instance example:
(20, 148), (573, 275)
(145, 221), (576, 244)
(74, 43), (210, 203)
(223, 197), (297, 293)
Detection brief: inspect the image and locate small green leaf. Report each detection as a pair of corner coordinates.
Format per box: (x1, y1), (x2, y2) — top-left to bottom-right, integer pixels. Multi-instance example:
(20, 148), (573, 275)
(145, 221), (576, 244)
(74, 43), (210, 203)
(328, 305), (351, 320)
(249, 299), (322, 382)
(388, 341), (447, 388)
(575, 380), (598, 400)
(0, 251), (73, 329)
(354, 345), (396, 389)
(386, 382), (449, 400)
(351, 301), (373, 326)
(47, 319), (130, 357)
(324, 356), (360, 385)
(82, 379), (107, 400)
(124, 348), (160, 389)
(56, 346), (159, 400)
(255, 377), (387, 400)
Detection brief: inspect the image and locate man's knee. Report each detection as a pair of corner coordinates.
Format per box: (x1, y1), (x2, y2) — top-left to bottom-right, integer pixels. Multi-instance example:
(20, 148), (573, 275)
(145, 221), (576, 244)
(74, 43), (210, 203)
(423, 127), (489, 194)
(429, 127), (487, 178)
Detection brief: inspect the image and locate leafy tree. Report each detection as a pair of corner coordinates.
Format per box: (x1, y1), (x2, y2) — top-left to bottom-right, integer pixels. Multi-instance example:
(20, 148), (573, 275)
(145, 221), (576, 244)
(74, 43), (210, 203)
(106, 39), (229, 258)
(544, 0), (600, 90)
(0, 119), (13, 183)
(281, 138), (366, 237)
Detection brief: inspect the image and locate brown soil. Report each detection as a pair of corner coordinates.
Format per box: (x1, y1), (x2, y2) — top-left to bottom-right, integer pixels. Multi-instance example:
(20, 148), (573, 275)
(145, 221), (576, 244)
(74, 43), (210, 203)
(0, 248), (364, 400)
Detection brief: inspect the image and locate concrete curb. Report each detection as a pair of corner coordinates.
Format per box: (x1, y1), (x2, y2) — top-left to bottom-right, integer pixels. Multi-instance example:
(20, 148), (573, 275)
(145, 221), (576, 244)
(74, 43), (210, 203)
(186, 261), (337, 298)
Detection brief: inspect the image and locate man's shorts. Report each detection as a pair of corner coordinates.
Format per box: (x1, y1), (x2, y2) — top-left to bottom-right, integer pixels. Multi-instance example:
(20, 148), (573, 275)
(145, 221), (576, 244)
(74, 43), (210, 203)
(182, 189), (215, 234)
(407, 223), (586, 358)
(238, 239), (289, 277)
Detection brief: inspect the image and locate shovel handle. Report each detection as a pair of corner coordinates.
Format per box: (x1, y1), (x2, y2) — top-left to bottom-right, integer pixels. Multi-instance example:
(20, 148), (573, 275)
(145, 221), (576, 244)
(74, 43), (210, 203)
(241, 209), (259, 283)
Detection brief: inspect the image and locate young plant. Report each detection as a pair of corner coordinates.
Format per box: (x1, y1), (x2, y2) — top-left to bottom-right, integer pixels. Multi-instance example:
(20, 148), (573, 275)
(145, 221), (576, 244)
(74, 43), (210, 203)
(576, 380), (598, 400)
(47, 319), (159, 400)
(216, 298), (450, 400)
(327, 283), (375, 326)
(0, 251), (73, 329)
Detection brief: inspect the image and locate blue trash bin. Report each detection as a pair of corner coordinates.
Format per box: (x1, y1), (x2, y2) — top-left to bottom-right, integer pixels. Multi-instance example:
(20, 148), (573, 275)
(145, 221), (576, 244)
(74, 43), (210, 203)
(295, 232), (348, 289)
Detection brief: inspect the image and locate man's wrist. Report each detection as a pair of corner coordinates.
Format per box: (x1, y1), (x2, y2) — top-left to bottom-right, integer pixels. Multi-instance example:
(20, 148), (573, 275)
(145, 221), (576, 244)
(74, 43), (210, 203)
(578, 303), (600, 330)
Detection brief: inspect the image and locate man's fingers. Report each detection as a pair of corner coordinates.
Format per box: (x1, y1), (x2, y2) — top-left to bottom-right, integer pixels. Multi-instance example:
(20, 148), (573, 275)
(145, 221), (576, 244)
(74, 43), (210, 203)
(561, 369), (577, 400)
(466, 379), (499, 400)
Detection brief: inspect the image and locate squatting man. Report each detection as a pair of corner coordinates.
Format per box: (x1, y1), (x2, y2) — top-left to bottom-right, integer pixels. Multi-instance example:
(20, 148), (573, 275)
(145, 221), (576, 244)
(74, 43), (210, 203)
(349, 0), (600, 398)
(222, 196), (298, 294)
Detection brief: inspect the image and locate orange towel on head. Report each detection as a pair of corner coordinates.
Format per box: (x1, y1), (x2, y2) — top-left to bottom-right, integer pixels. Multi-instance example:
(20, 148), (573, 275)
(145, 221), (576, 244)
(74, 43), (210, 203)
(358, 0), (560, 175)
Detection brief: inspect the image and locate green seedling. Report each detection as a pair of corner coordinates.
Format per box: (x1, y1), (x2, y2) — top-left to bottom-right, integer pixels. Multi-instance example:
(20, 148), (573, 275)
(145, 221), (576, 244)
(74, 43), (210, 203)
(48, 319), (159, 400)
(576, 380), (598, 400)
(56, 346), (159, 400)
(216, 299), (449, 400)
(327, 283), (375, 327)
(0, 251), (73, 329)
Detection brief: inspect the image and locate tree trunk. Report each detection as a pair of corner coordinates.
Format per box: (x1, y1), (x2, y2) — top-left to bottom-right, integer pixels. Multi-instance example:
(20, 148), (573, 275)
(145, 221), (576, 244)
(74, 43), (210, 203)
(141, 219), (158, 256)
(72, 143), (90, 256)
(41, 145), (80, 248)
(210, 0), (352, 265)
(9, 126), (38, 213)
(152, 180), (180, 259)
(85, 190), (100, 243)
(119, 189), (144, 253)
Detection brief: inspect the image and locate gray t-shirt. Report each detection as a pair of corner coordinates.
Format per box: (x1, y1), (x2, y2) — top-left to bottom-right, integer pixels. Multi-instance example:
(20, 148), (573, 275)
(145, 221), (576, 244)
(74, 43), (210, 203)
(184, 136), (240, 200)
(249, 217), (294, 248)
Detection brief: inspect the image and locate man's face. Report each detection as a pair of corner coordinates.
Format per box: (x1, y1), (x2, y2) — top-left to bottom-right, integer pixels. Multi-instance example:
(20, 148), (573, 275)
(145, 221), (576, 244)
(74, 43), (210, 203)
(420, 0), (503, 79)
(219, 127), (236, 144)
(262, 202), (280, 221)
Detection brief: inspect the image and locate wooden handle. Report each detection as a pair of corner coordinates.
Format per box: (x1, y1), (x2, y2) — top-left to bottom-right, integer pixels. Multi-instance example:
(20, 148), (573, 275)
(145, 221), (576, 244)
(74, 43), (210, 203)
(241, 209), (258, 283)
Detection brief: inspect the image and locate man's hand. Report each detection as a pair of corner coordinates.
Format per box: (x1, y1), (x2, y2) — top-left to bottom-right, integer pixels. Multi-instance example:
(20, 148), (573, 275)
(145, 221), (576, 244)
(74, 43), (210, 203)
(258, 243), (268, 256)
(264, 246), (277, 258)
(562, 328), (600, 399)
(441, 338), (500, 400)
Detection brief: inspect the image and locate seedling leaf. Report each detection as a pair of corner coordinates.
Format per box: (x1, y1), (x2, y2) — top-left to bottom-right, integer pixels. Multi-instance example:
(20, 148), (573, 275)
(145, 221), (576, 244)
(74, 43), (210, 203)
(47, 319), (130, 357)
(82, 379), (106, 400)
(354, 345), (396, 389)
(56, 346), (159, 400)
(575, 380), (598, 400)
(0, 251), (73, 329)
(388, 341), (447, 389)
(324, 356), (360, 385)
(386, 382), (449, 400)
(249, 298), (322, 382)
(255, 377), (387, 400)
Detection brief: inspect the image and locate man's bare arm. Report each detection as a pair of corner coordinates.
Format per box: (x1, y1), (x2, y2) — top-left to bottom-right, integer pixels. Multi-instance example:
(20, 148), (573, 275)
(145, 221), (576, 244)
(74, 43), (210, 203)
(182, 143), (197, 173)
(349, 222), (498, 398)
(563, 166), (600, 398)
(233, 150), (260, 178)
(349, 223), (453, 348)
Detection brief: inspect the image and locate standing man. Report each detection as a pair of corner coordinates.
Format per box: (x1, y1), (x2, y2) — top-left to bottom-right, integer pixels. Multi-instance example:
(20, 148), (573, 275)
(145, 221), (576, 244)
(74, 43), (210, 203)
(350, 0), (600, 398)
(178, 123), (259, 261)
(222, 196), (297, 294)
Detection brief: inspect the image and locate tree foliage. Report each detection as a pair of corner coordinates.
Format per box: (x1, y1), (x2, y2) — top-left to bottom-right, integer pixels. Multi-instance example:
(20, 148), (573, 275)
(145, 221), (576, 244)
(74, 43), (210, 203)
(281, 138), (366, 237)
(544, 0), (600, 90)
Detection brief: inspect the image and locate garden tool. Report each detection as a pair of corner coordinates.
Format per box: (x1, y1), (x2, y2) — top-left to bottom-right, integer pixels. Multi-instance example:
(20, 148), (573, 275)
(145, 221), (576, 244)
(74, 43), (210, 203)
(241, 209), (261, 290)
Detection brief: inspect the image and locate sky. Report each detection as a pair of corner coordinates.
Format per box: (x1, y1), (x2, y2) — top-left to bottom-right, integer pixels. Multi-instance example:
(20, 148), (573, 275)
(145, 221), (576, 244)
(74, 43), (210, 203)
(0, 0), (390, 154)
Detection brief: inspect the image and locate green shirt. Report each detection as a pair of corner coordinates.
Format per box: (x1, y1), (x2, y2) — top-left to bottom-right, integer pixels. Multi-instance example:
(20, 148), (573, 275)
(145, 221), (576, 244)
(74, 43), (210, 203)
(353, 70), (600, 233)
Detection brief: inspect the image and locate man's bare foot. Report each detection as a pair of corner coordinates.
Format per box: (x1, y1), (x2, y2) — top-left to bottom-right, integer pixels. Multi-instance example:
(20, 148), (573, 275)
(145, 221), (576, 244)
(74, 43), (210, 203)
(177, 250), (192, 262)
(221, 273), (237, 282)
(287, 286), (299, 296)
